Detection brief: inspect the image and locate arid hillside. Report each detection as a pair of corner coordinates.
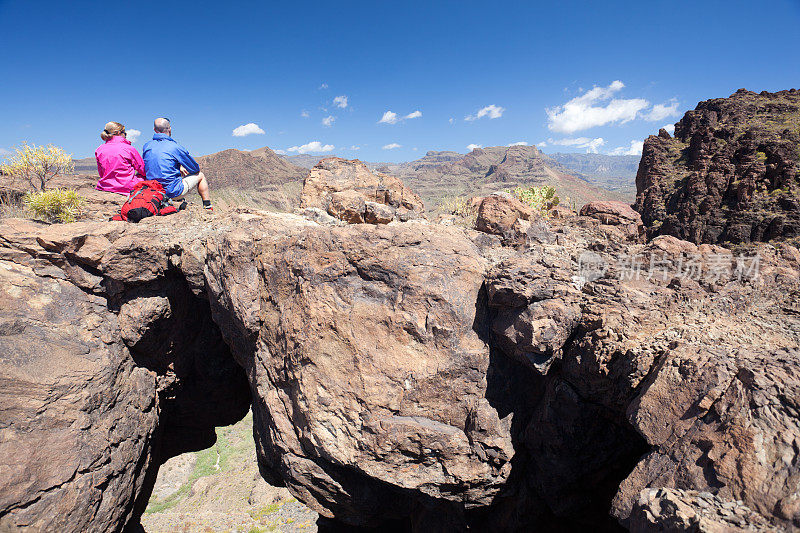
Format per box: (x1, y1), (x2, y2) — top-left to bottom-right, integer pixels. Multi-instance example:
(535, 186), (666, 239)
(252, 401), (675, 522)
(635, 88), (800, 244)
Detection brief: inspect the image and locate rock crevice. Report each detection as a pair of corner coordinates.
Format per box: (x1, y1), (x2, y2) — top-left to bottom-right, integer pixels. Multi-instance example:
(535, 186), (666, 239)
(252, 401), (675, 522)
(1, 201), (799, 531)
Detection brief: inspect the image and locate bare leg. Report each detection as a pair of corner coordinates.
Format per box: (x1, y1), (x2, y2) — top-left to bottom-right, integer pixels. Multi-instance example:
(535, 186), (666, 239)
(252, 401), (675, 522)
(196, 172), (210, 202)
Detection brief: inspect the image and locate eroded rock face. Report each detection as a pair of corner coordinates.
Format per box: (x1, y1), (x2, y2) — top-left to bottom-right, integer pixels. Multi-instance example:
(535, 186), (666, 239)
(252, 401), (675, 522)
(1, 203), (799, 532)
(629, 488), (781, 532)
(635, 89), (800, 244)
(0, 214), (250, 532)
(199, 217), (522, 526)
(0, 254), (158, 532)
(300, 157), (424, 224)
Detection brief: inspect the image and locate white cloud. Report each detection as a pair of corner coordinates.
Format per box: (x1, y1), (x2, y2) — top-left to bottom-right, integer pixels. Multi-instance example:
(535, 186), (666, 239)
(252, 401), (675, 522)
(378, 109), (421, 124)
(232, 123), (266, 137)
(508, 141), (528, 146)
(448, 118), (455, 124)
(126, 129), (141, 143)
(301, 110), (310, 118)
(318, 83), (328, 90)
(383, 143), (402, 150)
(608, 140), (644, 156)
(645, 101), (680, 121)
(274, 149), (287, 155)
(333, 95), (348, 109)
(546, 80), (649, 133)
(465, 104), (505, 121)
(662, 124), (675, 134)
(548, 137), (606, 153)
(466, 144), (483, 151)
(349, 145), (361, 150)
(322, 115), (335, 127)
(536, 141), (547, 148)
(378, 111), (399, 124)
(288, 141), (335, 154)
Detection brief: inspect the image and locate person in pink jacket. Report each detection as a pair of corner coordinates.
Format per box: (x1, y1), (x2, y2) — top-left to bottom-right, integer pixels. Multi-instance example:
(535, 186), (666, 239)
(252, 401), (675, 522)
(95, 121), (145, 194)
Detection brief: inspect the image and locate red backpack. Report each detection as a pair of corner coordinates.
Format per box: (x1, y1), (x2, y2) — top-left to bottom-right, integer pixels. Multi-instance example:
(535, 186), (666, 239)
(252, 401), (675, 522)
(112, 180), (179, 222)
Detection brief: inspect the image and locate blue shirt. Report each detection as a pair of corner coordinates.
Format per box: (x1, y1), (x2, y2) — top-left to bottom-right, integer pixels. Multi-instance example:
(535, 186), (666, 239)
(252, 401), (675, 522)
(142, 133), (201, 198)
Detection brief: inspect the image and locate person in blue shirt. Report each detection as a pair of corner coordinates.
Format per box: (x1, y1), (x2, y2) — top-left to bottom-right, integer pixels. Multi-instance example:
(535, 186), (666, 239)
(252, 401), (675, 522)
(143, 118), (213, 211)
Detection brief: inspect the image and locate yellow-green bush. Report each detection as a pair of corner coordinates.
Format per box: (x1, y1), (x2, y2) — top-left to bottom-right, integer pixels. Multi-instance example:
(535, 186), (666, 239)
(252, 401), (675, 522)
(24, 188), (85, 223)
(440, 196), (478, 227)
(0, 143), (74, 191)
(507, 185), (560, 216)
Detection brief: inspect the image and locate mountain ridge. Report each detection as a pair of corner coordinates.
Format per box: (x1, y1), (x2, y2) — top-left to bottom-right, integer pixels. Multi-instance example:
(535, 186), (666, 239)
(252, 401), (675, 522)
(73, 145), (637, 212)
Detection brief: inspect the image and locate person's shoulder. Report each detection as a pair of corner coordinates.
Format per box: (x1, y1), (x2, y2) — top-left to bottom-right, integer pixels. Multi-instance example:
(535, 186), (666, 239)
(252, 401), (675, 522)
(173, 140), (191, 153)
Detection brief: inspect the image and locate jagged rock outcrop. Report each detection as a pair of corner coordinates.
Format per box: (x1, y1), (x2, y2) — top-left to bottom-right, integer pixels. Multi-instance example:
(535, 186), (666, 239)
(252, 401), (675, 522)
(1, 199), (799, 531)
(635, 88), (800, 244)
(580, 200), (643, 241)
(628, 488), (781, 532)
(0, 213), (250, 532)
(301, 158), (424, 224)
(473, 192), (555, 247)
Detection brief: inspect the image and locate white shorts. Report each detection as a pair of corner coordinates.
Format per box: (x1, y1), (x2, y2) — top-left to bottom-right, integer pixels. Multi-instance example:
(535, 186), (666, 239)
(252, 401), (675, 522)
(174, 174), (202, 199)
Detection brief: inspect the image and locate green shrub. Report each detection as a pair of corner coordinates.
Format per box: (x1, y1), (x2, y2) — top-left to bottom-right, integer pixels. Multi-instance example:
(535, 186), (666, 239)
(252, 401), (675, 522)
(440, 196), (478, 227)
(506, 185), (560, 216)
(24, 188), (85, 223)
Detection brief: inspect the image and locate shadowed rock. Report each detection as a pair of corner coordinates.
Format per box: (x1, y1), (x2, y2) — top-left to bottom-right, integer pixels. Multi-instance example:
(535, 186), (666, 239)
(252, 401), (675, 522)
(1, 202), (799, 531)
(635, 88), (800, 245)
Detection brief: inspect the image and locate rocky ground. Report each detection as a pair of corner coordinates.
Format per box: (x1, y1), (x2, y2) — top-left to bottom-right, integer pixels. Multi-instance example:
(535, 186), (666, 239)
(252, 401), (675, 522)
(1, 153), (800, 532)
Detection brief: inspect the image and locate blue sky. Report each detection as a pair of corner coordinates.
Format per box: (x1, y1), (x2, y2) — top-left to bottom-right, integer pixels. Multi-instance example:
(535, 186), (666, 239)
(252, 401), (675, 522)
(1, 0), (798, 161)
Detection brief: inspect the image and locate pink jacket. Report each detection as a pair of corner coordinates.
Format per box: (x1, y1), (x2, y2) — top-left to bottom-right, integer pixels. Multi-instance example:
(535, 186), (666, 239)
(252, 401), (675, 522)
(95, 136), (145, 194)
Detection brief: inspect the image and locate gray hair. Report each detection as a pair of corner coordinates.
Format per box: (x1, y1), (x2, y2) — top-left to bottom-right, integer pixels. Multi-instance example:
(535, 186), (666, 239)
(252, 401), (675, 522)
(154, 117), (171, 133)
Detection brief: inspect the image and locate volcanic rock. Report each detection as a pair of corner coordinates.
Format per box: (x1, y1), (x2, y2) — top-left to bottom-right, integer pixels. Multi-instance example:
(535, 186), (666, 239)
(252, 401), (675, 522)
(475, 193), (535, 242)
(628, 488), (781, 532)
(580, 200), (643, 241)
(635, 89), (800, 244)
(1, 196), (799, 532)
(364, 201), (395, 224)
(327, 190), (366, 223)
(580, 200), (641, 226)
(301, 158), (424, 224)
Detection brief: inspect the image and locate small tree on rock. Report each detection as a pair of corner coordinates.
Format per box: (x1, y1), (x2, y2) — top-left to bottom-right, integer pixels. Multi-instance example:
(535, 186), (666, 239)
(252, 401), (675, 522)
(0, 143), (74, 191)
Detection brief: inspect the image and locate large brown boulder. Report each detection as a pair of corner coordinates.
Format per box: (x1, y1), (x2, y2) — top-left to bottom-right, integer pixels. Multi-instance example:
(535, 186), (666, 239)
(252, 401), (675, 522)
(327, 189), (366, 223)
(0, 214), (251, 532)
(580, 200), (643, 241)
(2, 201), (800, 532)
(474, 192), (547, 247)
(300, 158), (424, 223)
(580, 200), (641, 226)
(635, 89), (800, 244)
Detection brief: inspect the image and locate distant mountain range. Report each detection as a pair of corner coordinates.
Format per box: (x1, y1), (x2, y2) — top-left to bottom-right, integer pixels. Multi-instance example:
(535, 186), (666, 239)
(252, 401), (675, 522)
(548, 153), (639, 198)
(74, 145), (638, 211)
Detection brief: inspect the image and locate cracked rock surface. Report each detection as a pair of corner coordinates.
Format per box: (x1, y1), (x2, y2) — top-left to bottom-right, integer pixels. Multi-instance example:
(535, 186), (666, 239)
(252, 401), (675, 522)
(1, 204), (799, 531)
